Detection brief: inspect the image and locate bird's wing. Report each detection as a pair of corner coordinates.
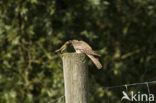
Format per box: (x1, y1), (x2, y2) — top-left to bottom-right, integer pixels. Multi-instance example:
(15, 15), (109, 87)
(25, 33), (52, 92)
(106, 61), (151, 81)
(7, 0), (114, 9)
(79, 41), (92, 49)
(76, 41), (101, 56)
(82, 49), (101, 57)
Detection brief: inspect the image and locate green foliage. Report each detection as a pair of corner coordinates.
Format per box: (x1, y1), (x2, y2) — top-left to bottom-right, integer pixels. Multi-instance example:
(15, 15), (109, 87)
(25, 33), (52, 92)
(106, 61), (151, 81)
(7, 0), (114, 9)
(0, 0), (156, 102)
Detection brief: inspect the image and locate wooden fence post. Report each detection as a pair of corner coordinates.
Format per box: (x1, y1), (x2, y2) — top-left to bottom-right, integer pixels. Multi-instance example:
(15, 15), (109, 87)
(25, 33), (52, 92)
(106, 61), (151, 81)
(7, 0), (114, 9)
(62, 53), (88, 103)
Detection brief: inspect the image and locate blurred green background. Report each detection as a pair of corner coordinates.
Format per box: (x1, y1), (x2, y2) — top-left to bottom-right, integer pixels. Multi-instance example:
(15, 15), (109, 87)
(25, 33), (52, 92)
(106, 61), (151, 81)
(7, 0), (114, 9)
(0, 0), (156, 103)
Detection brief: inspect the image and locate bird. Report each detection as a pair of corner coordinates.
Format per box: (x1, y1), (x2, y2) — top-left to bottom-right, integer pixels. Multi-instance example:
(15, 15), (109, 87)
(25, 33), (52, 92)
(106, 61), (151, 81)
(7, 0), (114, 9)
(55, 41), (70, 53)
(56, 40), (102, 69)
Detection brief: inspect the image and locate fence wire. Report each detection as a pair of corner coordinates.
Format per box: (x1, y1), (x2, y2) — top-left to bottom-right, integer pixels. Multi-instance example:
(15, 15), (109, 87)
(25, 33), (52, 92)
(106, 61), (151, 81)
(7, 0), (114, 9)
(52, 81), (156, 103)
(97, 81), (156, 89)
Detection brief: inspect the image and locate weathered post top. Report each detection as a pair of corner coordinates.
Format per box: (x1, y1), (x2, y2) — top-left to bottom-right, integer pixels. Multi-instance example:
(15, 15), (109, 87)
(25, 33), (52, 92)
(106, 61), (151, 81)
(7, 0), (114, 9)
(62, 53), (89, 103)
(62, 53), (87, 63)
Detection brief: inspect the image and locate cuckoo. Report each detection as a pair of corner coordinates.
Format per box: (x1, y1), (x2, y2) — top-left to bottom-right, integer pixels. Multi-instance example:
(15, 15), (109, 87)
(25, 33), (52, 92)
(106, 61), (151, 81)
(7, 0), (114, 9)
(56, 40), (102, 69)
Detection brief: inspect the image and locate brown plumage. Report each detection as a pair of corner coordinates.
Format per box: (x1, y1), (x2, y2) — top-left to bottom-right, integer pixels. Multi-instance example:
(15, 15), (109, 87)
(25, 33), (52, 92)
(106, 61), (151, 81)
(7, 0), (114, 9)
(55, 41), (70, 53)
(70, 40), (102, 69)
(87, 54), (102, 69)
(56, 40), (102, 69)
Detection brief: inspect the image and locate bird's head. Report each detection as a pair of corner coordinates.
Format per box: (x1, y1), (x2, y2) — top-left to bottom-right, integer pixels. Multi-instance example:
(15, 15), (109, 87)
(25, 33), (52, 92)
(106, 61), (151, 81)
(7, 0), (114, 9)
(69, 40), (79, 43)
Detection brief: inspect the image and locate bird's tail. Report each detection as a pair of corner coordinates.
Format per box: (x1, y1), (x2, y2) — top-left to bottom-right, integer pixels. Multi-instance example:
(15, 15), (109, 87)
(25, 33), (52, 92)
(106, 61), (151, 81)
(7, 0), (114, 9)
(87, 54), (102, 69)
